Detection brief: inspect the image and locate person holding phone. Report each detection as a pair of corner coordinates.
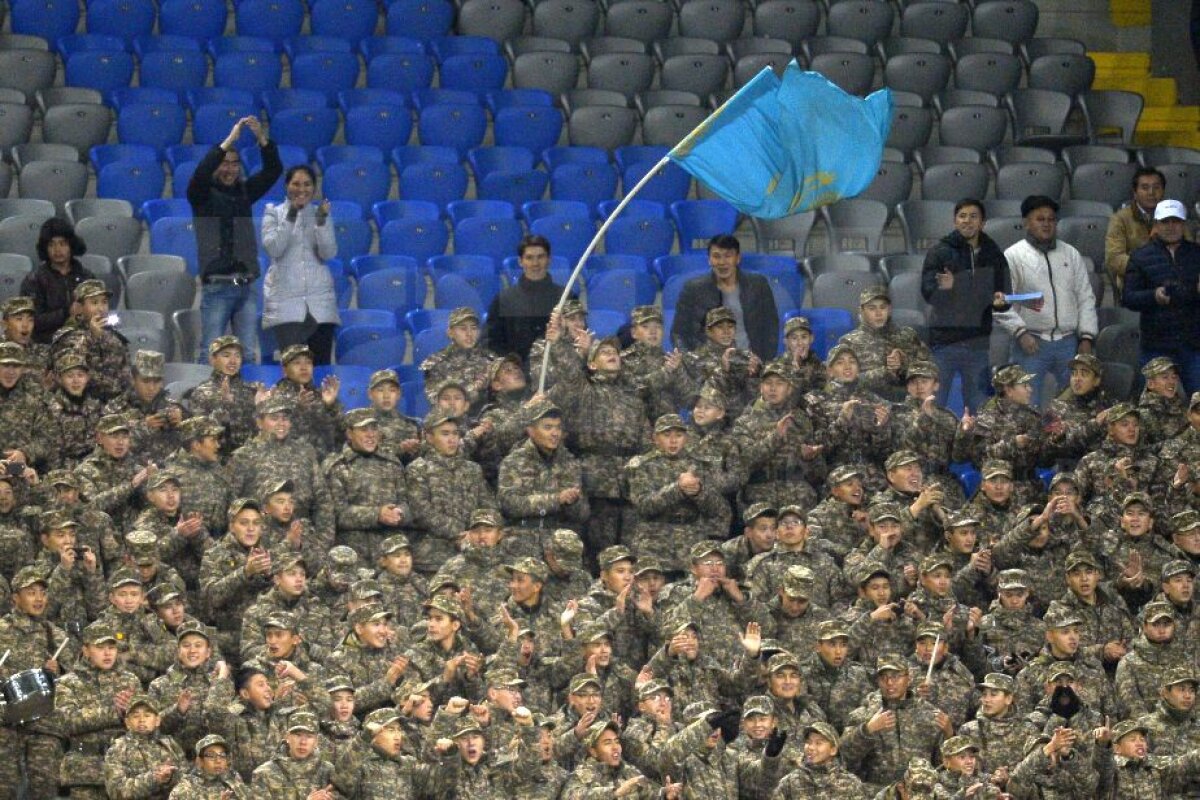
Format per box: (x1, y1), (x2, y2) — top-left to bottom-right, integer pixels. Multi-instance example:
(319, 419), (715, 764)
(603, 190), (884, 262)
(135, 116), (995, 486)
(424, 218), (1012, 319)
(261, 165), (339, 365)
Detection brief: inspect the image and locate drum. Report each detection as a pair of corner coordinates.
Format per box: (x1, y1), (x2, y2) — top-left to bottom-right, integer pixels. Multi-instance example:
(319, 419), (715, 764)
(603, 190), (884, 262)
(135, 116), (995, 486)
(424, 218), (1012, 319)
(2, 668), (55, 725)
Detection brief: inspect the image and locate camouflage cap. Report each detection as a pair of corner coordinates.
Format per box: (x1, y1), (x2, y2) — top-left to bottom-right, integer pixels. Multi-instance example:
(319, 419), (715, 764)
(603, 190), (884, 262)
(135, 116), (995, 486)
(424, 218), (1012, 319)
(208, 335), (243, 356)
(39, 508), (78, 530)
(1161, 560), (1195, 579)
(486, 353), (522, 384)
(803, 721), (840, 746)
(279, 344), (314, 365)
(1, 296), (33, 317)
(179, 415), (223, 439)
(915, 621), (946, 640)
(1121, 491), (1153, 511)
(427, 575), (460, 594)
(175, 619), (211, 642)
(325, 675), (354, 694)
(343, 408), (378, 428)
(868, 502), (904, 523)
(145, 469), (181, 492)
(885, 450), (921, 471)
(631, 305), (663, 325)
(348, 605), (392, 626)
(447, 306), (479, 326)
(1046, 661), (1076, 680)
(696, 384), (726, 410)
(45, 469), (81, 488)
(195, 734), (228, 754)
(0, 341), (24, 365)
(263, 610), (299, 631)
(379, 534), (411, 555)
(854, 561), (891, 585)
(349, 579), (384, 601)
(328, 546), (358, 571)
(11, 565), (48, 590)
(979, 673), (1016, 693)
(784, 315), (812, 336)
(127, 693), (159, 714)
(689, 540), (723, 562)
(576, 623), (612, 644)
(424, 594), (463, 619)
(743, 502), (778, 523)
(683, 702), (719, 722)
(259, 478), (294, 502)
(992, 364), (1033, 388)
(467, 508), (503, 529)
(582, 719), (618, 747)
(941, 736), (979, 757)
(433, 378), (469, 397)
(146, 584), (183, 607)
(778, 504), (806, 520)
(1111, 719), (1149, 742)
(96, 413), (131, 434)
(1068, 353), (1102, 375)
(1064, 550), (1100, 572)
(547, 528), (584, 558)
(828, 464), (864, 484)
(125, 529), (159, 564)
(271, 553), (306, 576)
(876, 653), (908, 674)
(560, 298), (586, 318)
(997, 569), (1030, 590)
(1191, 391), (1200, 409)
(54, 352), (87, 374)
(904, 758), (938, 789)
(816, 619), (851, 641)
(653, 413), (688, 434)
(599, 545), (635, 569)
(107, 568), (142, 590)
(486, 667), (526, 688)
(1162, 665), (1198, 688)
(742, 695), (775, 718)
(569, 673), (602, 694)
(82, 620), (119, 644)
(767, 652), (801, 673)
(782, 565), (814, 598)
(286, 711), (319, 734)
(760, 362), (798, 385)
(637, 679), (671, 700)
(504, 557), (548, 583)
(1172, 510), (1200, 533)
(585, 336), (621, 364)
(1142, 601), (1176, 624)
(945, 509), (980, 528)
(634, 556), (666, 576)
(133, 349), (165, 379)
(524, 397), (562, 424)
(920, 553), (954, 574)
(1105, 402), (1140, 422)
(367, 368), (400, 390)
(981, 459), (1013, 479)
(535, 713), (557, 729)
(227, 497), (260, 518)
(363, 707), (402, 733)
(422, 410), (457, 431)
(824, 343), (858, 365)
(1141, 356), (1177, 377)
(73, 279), (111, 301)
(859, 285), (890, 305)
(1043, 607), (1083, 629)
(705, 306), (736, 328)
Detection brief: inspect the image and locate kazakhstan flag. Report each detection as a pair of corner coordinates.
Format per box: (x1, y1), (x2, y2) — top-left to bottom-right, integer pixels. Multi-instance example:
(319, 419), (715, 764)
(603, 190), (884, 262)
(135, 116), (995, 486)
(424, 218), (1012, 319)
(668, 60), (893, 219)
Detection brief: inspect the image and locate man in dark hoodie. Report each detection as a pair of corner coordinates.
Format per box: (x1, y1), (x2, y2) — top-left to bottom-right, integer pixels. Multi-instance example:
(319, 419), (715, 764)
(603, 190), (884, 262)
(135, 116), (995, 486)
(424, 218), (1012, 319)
(187, 116), (282, 364)
(920, 198), (1011, 412)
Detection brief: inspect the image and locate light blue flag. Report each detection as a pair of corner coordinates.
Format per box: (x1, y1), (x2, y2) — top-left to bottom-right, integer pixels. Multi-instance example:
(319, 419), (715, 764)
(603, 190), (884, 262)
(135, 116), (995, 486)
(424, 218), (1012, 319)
(668, 60), (893, 219)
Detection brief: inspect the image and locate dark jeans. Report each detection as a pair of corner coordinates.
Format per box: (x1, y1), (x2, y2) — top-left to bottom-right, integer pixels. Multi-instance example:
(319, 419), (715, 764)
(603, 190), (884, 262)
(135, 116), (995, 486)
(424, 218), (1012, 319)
(272, 314), (337, 365)
(932, 338), (992, 414)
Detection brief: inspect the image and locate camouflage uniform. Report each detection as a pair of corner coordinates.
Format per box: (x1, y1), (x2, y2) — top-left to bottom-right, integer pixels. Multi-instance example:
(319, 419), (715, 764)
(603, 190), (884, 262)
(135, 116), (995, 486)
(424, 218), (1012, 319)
(328, 723), (448, 799)
(772, 756), (868, 800)
(680, 338), (759, 420)
(804, 373), (893, 491)
(197, 504), (274, 649)
(165, 417), (236, 534)
(960, 368), (1046, 498)
(103, 353), (186, 465)
(0, 342), (52, 469)
(733, 380), (823, 511)
(1094, 720), (1200, 800)
(562, 753), (661, 800)
(323, 426), (410, 562)
(496, 412), (590, 534)
(74, 416), (145, 528)
(839, 315), (933, 404)
(103, 716), (188, 800)
(419, 325), (492, 411)
(166, 767), (252, 800)
(1007, 734), (1099, 800)
(249, 749), (337, 799)
(1137, 364), (1188, 448)
(806, 470), (869, 566)
(1072, 433), (1161, 510)
(328, 607), (412, 714)
(889, 382), (970, 509)
(148, 648), (221, 756)
(657, 715), (784, 798)
(50, 281), (132, 402)
(240, 580), (338, 665)
(907, 643), (977, 728)
(621, 339), (695, 420)
(659, 551), (769, 667)
(46, 366), (105, 471)
(133, 490), (209, 593)
(1014, 637), (1111, 717)
(801, 621), (876, 730)
(990, 512), (1073, 610)
(270, 373), (343, 456)
(978, 598), (1047, 676)
(406, 429), (496, 573)
(96, 584), (175, 684)
(186, 338), (261, 457)
(1113, 605), (1191, 718)
(200, 677), (290, 781)
(957, 674), (1035, 775)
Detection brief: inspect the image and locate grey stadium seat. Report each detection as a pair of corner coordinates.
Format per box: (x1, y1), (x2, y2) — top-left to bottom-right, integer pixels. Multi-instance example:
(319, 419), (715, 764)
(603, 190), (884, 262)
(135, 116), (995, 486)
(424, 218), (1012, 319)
(0, 89), (28, 106)
(119, 326), (173, 359)
(954, 53), (1022, 97)
(982, 216), (1027, 251)
(753, 0), (820, 49)
(728, 37), (792, 61)
(65, 198), (135, 225)
(513, 52), (581, 95)
(1028, 54), (1096, 98)
(654, 37), (722, 64)
(567, 106), (639, 149)
(1156, 163), (1199, 211)
(642, 105), (709, 147)
(1079, 90), (1144, 146)
(14, 144), (81, 173)
(734, 54), (790, 87)
(119, 254), (189, 280)
(1021, 37), (1086, 64)
(0, 198), (55, 221)
(990, 145), (1057, 171)
(36, 87), (105, 115)
(972, 0), (1039, 46)
(1100, 361), (1135, 402)
(1069, 162), (1137, 208)
(42, 104), (114, 154)
(752, 211), (817, 259)
(900, 2), (968, 45)
(677, 0), (747, 46)
(0, 103), (34, 151)
(635, 90), (702, 116)
(587, 52), (656, 100)
(884, 53), (952, 104)
(1006, 89), (1086, 149)
(920, 163), (989, 202)
(18, 160), (90, 216)
(126, 270), (197, 322)
(812, 270), (877, 315)
(827, 0), (895, 49)
(581, 37), (647, 63)
(801, 36), (870, 61)
(914, 146), (983, 172)
(821, 199), (889, 253)
(169, 308), (207, 365)
(897, 200), (956, 252)
(533, 0), (601, 52)
(1059, 200), (1114, 217)
(0, 257), (31, 303)
(890, 272), (929, 313)
(0, 215), (51, 261)
(1138, 146), (1200, 167)
(938, 106), (1009, 153)
(948, 38), (1015, 62)
(457, 0), (526, 41)
(1095, 322), (1140, 373)
(1062, 144), (1131, 173)
(0, 34), (50, 51)
(604, 1), (674, 45)
(879, 253), (926, 278)
(74, 216), (144, 263)
(885, 106), (934, 158)
(563, 89), (629, 116)
(0, 49), (56, 98)
(984, 199), (1026, 217)
(858, 160), (914, 210)
(996, 161), (1065, 200)
(0, 164), (11, 199)
(809, 52), (875, 97)
(1057, 215), (1109, 267)
(878, 37), (942, 62)
(505, 37), (572, 60)
(660, 54), (730, 98)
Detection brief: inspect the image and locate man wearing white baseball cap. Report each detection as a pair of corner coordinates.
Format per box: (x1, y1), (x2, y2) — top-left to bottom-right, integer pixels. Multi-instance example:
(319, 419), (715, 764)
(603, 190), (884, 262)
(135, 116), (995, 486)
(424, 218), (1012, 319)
(1122, 198), (1200, 393)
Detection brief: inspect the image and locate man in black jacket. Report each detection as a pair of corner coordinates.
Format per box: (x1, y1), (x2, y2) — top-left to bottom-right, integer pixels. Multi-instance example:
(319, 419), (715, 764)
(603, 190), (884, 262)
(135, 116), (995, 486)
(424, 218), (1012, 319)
(20, 217), (94, 344)
(485, 234), (568, 369)
(920, 198), (1011, 412)
(670, 234), (779, 362)
(188, 116), (282, 364)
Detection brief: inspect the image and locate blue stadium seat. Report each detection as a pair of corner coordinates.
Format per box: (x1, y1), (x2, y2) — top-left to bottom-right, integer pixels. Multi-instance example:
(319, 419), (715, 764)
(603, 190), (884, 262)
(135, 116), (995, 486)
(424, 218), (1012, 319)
(439, 53), (509, 97)
(139, 50), (209, 93)
(406, 308), (451, 334)
(142, 198), (191, 227)
(11, 0), (81, 52)
(87, 0), (156, 45)
(584, 254), (647, 280)
(653, 253), (709, 286)
(359, 36), (426, 61)
(741, 253), (806, 309)
(340, 309), (398, 328)
(453, 217), (524, 260)
(614, 145), (670, 172)
(660, 273), (689, 310)
(207, 36), (274, 59)
(670, 199), (740, 251)
(401, 379), (430, 417)
(366, 54), (435, 92)
(345, 105), (414, 151)
(357, 265), (427, 311)
(379, 218), (449, 262)
(310, 0), (380, 47)
(58, 34), (125, 61)
(66, 51), (135, 94)
(433, 272), (486, 313)
(398, 161), (468, 209)
(150, 216), (199, 274)
(468, 146), (536, 182)
(384, 0), (454, 41)
(213, 51), (282, 95)
(351, 254), (420, 279)
(243, 364), (285, 383)
(338, 334), (408, 369)
(291, 52), (361, 99)
(336, 323), (402, 354)
(522, 200), (590, 224)
(429, 35), (500, 62)
(331, 217), (373, 263)
(186, 87), (257, 113)
(158, 0), (227, 42)
(321, 161), (390, 214)
(621, 161), (690, 205)
(317, 145), (385, 171)
(236, 0), (305, 50)
(193, 103), (259, 145)
(372, 199), (441, 228)
(134, 35), (203, 57)
(171, 161), (199, 196)
(604, 216), (675, 259)
(478, 170), (548, 207)
(411, 88), (480, 110)
(446, 200), (517, 225)
(418, 104), (487, 159)
(269, 108), (340, 159)
(91, 144), (158, 174)
(261, 89), (330, 118)
(283, 36), (355, 61)
(109, 87), (181, 113)
(486, 89), (555, 114)
(530, 214), (595, 266)
(543, 146), (609, 170)
(116, 104), (188, 154)
(586, 268), (656, 312)
(494, 106), (564, 153)
(788, 307), (853, 359)
(339, 89), (410, 114)
(597, 199), (668, 220)
(550, 163), (618, 213)
(164, 145), (211, 171)
(412, 328), (449, 366)
(427, 254), (497, 279)
(390, 145), (459, 170)
(588, 310), (626, 338)
(500, 256), (571, 286)
(98, 160), (166, 211)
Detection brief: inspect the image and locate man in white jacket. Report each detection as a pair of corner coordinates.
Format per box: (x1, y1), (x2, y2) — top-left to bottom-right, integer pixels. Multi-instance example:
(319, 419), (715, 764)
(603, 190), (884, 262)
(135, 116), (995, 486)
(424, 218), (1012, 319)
(994, 195), (1098, 406)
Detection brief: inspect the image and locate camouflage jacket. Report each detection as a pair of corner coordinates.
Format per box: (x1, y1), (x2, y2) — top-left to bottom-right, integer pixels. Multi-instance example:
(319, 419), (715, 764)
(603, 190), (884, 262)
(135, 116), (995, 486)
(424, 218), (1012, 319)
(562, 757), (661, 800)
(1136, 390), (1188, 448)
(330, 737), (449, 800)
(329, 631), (410, 715)
(772, 759), (869, 800)
(839, 323), (933, 402)
(1094, 749), (1200, 800)
(962, 397), (1044, 482)
(805, 381), (893, 488)
(103, 731), (187, 800)
(187, 372), (261, 456)
(51, 319), (131, 402)
(1113, 636), (1191, 719)
(958, 710), (1037, 775)
(54, 662), (143, 786)
(47, 387), (104, 469)
(0, 375), (52, 467)
(889, 396), (971, 494)
(658, 717), (784, 799)
(270, 377), (343, 456)
(1013, 647), (1111, 716)
(731, 398), (822, 510)
(621, 715), (683, 783)
(322, 444), (409, 557)
(906, 652), (978, 728)
(801, 654), (875, 731)
(164, 449), (235, 535)
(1136, 701), (1200, 759)
(1072, 439), (1160, 508)
(75, 447), (143, 528)
(406, 449), (496, 571)
(420, 343), (492, 408)
(250, 753), (339, 800)
(201, 677), (290, 781)
(807, 495), (868, 566)
(841, 691), (946, 789)
(149, 661), (219, 756)
(241, 587), (338, 664)
(134, 505), (210, 592)
(497, 438), (589, 531)
(104, 387), (186, 466)
(198, 534), (274, 631)
(166, 767), (252, 800)
(96, 606), (175, 684)
(1007, 740), (1099, 800)
(229, 435), (334, 538)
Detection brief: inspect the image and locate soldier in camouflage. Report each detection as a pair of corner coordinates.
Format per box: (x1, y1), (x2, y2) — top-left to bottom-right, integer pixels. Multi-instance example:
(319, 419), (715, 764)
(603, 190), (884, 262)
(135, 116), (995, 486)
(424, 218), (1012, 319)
(1094, 718), (1200, 800)
(1043, 353), (1112, 463)
(889, 361), (971, 507)
(240, 554), (337, 664)
(75, 412), (156, 530)
(102, 694), (187, 800)
(771, 315), (828, 401)
(957, 672), (1035, 783)
(1014, 609), (1111, 716)
(96, 568), (174, 684)
(148, 620), (224, 757)
(977, 570), (1046, 676)
(50, 279), (131, 403)
(271, 345), (343, 456)
(771, 720), (868, 800)
(420, 306), (493, 412)
(1134, 666), (1200, 799)
(46, 352), (104, 470)
(806, 464), (869, 566)
(1137, 357), (1189, 447)
(166, 734), (252, 800)
(800, 619), (874, 730)
(562, 719), (680, 800)
(838, 286), (934, 402)
(249, 710), (338, 799)
(1114, 601), (1191, 718)
(186, 336), (263, 457)
(497, 399), (589, 537)
(805, 344), (894, 491)
(103, 349), (186, 466)
(679, 306), (761, 420)
(198, 498), (274, 655)
(363, 368), (421, 463)
(166, 416), (235, 536)
(958, 365), (1046, 501)
(0, 339), (52, 470)
(841, 562), (918, 674)
(2, 295), (51, 379)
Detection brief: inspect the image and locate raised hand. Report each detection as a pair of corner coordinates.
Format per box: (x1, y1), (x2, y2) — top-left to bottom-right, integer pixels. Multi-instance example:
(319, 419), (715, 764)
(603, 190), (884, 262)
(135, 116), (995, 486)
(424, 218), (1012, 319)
(741, 621), (761, 656)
